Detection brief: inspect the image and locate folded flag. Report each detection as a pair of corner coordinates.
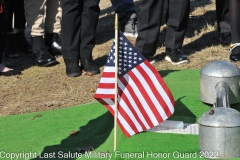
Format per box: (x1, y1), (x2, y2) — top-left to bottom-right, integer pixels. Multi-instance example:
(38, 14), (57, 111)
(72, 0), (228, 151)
(94, 31), (175, 137)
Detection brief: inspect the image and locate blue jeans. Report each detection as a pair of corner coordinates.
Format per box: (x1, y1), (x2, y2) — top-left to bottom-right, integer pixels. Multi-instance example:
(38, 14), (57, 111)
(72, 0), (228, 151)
(110, 0), (136, 18)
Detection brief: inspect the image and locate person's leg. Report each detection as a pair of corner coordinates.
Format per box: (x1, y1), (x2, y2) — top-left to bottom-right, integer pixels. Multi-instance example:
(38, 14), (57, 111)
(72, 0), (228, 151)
(135, 0), (163, 64)
(24, 0), (57, 66)
(3, 0), (20, 58)
(0, 0), (21, 76)
(61, 0), (82, 77)
(12, 0), (30, 53)
(79, 0), (100, 75)
(45, 0), (62, 56)
(229, 0), (240, 61)
(164, 0), (190, 64)
(216, 0), (231, 45)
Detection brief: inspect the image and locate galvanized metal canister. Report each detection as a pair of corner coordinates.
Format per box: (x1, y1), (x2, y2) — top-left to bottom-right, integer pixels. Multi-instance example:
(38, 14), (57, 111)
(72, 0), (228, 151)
(198, 107), (240, 159)
(200, 60), (240, 104)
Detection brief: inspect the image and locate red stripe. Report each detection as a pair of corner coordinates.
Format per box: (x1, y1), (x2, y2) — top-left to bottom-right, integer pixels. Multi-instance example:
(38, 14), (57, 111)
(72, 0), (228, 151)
(144, 61), (175, 108)
(97, 83), (115, 89)
(120, 76), (154, 128)
(101, 71), (115, 78)
(138, 62), (173, 118)
(94, 94), (114, 99)
(128, 68), (164, 125)
(118, 87), (147, 131)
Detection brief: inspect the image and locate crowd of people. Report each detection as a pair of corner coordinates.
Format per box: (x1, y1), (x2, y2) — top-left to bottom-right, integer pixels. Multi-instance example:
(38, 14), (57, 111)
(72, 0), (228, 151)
(0, 0), (239, 77)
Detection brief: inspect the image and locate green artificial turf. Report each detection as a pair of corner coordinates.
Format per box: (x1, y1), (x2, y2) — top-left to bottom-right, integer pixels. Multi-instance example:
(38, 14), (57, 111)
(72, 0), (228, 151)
(1, 70), (240, 160)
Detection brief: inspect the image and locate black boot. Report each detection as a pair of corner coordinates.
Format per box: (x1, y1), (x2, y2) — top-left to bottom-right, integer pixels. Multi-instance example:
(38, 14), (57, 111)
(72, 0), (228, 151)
(80, 58), (100, 75)
(64, 59), (81, 77)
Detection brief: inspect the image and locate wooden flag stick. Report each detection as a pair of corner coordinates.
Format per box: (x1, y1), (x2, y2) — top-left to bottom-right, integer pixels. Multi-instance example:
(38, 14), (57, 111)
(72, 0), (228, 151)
(114, 13), (119, 151)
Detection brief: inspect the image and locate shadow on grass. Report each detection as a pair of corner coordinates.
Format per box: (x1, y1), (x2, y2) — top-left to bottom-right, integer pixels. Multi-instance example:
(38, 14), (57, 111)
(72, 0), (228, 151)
(33, 111), (113, 160)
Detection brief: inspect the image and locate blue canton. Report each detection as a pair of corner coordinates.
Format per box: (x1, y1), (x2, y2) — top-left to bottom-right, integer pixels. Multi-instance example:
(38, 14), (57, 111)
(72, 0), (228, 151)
(106, 32), (145, 77)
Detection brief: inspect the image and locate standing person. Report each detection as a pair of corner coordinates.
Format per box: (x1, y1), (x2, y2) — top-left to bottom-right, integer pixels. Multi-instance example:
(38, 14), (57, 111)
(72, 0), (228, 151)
(229, 0), (240, 62)
(0, 0), (21, 76)
(111, 0), (138, 37)
(135, 0), (190, 65)
(61, 0), (100, 77)
(215, 0), (231, 45)
(24, 0), (62, 67)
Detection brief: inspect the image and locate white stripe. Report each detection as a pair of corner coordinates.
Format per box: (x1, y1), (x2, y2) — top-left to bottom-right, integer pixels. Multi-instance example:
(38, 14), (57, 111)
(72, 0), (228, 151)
(103, 66), (115, 72)
(140, 63), (175, 114)
(118, 94), (143, 132)
(132, 67), (168, 121)
(101, 98), (135, 136)
(99, 78), (115, 83)
(123, 74), (159, 125)
(95, 88), (115, 95)
(118, 80), (150, 129)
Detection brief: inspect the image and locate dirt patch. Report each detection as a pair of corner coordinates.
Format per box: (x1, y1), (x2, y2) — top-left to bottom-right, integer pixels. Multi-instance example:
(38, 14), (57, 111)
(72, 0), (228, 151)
(0, 0), (238, 116)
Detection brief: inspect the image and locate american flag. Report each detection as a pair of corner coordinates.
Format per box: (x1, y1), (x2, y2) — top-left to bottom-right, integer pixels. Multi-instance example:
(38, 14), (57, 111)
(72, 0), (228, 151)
(94, 31), (175, 137)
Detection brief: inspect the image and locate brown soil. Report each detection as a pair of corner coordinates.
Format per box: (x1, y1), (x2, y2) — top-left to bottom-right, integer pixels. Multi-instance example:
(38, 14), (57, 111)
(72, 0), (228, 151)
(0, 0), (238, 116)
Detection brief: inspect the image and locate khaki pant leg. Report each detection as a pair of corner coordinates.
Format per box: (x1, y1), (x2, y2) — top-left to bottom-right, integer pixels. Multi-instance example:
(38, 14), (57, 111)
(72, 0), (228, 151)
(24, 0), (46, 36)
(45, 0), (61, 34)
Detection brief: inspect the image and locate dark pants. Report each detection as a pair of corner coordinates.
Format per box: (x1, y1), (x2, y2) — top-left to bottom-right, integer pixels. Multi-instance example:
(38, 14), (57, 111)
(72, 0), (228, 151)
(0, 0), (7, 63)
(61, 0), (100, 60)
(6, 0), (26, 32)
(216, 0), (230, 33)
(136, 0), (190, 56)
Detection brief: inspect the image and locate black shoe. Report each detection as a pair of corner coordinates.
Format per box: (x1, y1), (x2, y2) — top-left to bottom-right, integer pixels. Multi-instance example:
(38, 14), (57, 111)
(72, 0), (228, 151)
(165, 48), (190, 65)
(0, 69), (22, 76)
(119, 13), (138, 37)
(51, 40), (62, 56)
(229, 43), (240, 62)
(220, 32), (232, 46)
(80, 58), (100, 75)
(143, 55), (156, 64)
(64, 59), (81, 77)
(32, 46), (58, 67)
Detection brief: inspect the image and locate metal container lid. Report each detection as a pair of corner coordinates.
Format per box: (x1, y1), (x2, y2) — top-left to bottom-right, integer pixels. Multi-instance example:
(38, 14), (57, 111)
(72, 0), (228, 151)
(200, 60), (240, 77)
(198, 107), (240, 127)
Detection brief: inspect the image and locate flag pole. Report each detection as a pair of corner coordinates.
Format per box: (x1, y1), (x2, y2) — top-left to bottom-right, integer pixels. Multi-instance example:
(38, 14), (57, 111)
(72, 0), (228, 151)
(114, 13), (119, 151)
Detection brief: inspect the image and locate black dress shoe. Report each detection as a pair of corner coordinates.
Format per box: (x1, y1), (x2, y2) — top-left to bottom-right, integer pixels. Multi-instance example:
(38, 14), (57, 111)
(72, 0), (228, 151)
(51, 41), (62, 56)
(33, 46), (58, 67)
(64, 59), (81, 77)
(0, 69), (22, 76)
(80, 58), (100, 75)
(165, 48), (190, 65)
(220, 32), (232, 46)
(229, 43), (240, 62)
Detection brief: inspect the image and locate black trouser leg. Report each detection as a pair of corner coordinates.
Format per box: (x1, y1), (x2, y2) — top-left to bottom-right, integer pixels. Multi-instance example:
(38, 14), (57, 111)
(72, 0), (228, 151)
(216, 0), (230, 33)
(229, 0), (240, 43)
(0, 13), (6, 63)
(79, 0), (100, 59)
(135, 0), (163, 56)
(61, 0), (100, 60)
(165, 0), (190, 49)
